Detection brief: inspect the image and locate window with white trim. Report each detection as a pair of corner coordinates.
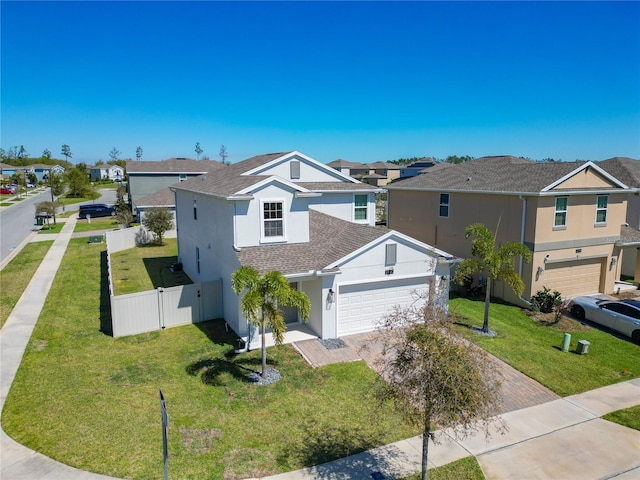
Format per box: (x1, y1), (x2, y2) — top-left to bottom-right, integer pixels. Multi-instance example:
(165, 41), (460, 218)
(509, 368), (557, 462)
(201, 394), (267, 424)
(179, 173), (187, 181)
(354, 194), (368, 221)
(554, 197), (568, 227)
(595, 195), (608, 224)
(262, 200), (285, 240)
(439, 193), (450, 217)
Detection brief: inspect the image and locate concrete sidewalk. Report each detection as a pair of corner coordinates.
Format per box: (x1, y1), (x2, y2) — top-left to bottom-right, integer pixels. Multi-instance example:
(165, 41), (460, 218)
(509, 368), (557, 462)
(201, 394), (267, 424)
(1, 217), (639, 479)
(260, 379), (640, 480)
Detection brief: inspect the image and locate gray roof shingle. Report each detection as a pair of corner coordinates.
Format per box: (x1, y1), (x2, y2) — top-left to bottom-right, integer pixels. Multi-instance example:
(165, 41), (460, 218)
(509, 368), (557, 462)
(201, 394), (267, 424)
(235, 210), (387, 275)
(126, 158), (226, 173)
(598, 157), (640, 188)
(136, 187), (176, 208)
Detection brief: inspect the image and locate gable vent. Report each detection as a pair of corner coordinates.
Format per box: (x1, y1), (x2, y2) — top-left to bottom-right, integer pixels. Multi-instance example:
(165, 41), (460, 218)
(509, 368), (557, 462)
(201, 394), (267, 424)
(290, 160), (301, 179)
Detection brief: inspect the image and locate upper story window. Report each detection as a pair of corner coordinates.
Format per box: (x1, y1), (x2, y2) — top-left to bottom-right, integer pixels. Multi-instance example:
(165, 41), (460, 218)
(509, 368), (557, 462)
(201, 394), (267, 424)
(554, 197), (568, 227)
(179, 173), (187, 181)
(262, 200), (285, 240)
(595, 195), (608, 224)
(439, 193), (450, 217)
(354, 194), (368, 221)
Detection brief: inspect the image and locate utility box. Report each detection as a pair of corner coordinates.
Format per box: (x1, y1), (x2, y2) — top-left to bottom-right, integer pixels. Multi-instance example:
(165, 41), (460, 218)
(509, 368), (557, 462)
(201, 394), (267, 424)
(576, 340), (590, 355)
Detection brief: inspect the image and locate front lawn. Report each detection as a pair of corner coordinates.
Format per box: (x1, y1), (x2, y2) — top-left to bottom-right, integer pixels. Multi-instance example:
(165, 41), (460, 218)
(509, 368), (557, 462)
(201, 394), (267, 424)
(603, 405), (640, 431)
(3, 239), (418, 480)
(0, 241), (53, 328)
(74, 216), (121, 232)
(450, 297), (640, 396)
(110, 238), (192, 295)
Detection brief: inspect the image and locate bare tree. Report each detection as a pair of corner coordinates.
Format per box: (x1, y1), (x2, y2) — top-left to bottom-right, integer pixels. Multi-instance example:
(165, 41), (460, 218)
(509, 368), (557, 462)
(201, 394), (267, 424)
(195, 142), (203, 160)
(372, 294), (506, 480)
(219, 144), (229, 164)
(109, 147), (121, 162)
(61, 144), (72, 162)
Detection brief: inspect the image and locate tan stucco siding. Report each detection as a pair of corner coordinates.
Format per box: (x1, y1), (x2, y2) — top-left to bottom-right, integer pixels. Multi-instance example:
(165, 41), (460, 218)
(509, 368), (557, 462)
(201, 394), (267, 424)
(553, 167), (618, 189)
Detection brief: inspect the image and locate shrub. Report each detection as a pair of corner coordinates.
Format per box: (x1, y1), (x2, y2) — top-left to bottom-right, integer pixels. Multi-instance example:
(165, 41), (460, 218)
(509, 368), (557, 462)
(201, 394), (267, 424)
(531, 287), (562, 314)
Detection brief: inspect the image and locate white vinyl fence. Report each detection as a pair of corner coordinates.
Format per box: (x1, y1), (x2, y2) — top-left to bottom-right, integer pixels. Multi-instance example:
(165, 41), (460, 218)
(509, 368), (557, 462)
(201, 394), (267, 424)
(106, 227), (222, 338)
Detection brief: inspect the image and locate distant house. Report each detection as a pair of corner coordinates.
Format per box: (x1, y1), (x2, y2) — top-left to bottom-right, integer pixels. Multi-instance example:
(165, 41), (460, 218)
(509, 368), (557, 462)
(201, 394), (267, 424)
(387, 156), (630, 302)
(0, 163), (65, 182)
(90, 164), (124, 181)
(399, 158), (437, 179)
(135, 187), (177, 226)
(126, 158), (226, 219)
(327, 159), (401, 186)
(172, 151), (455, 349)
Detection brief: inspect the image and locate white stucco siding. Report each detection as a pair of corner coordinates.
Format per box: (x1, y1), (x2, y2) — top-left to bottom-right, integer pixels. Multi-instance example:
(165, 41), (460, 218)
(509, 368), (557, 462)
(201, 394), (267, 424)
(301, 279), (323, 337)
(253, 154), (349, 182)
(309, 192), (375, 226)
(234, 184), (310, 247)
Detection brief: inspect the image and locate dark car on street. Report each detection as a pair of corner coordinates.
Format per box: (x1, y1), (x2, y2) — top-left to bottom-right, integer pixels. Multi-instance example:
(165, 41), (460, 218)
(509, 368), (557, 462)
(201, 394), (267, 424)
(78, 203), (117, 219)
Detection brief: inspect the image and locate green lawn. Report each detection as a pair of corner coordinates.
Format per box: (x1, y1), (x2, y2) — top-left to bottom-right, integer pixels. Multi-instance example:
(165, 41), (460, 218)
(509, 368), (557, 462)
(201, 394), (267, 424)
(0, 241), (53, 328)
(404, 457), (485, 480)
(450, 296), (640, 396)
(3, 239), (418, 480)
(604, 405), (640, 431)
(111, 238), (193, 295)
(74, 216), (121, 232)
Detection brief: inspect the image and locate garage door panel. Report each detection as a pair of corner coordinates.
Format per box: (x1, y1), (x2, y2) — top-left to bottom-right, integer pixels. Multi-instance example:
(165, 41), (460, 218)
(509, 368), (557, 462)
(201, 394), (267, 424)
(338, 277), (429, 336)
(544, 259), (602, 298)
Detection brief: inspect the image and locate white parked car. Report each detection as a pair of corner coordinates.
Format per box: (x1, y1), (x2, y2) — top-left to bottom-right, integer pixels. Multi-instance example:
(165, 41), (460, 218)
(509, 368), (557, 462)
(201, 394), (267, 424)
(569, 296), (640, 344)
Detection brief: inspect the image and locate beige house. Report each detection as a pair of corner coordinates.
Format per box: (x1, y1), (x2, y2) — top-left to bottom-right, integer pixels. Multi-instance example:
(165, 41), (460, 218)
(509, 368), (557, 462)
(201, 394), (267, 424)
(327, 159), (401, 186)
(387, 156), (631, 304)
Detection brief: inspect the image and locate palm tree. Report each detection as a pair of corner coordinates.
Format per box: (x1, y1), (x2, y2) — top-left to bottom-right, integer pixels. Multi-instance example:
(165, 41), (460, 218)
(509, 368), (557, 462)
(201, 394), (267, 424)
(454, 223), (532, 334)
(231, 266), (310, 377)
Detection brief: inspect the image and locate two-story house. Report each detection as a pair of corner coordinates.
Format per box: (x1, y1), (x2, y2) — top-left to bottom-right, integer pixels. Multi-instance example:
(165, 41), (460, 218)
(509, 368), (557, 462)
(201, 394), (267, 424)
(90, 164), (124, 182)
(327, 159), (402, 186)
(387, 156), (630, 304)
(172, 151), (455, 349)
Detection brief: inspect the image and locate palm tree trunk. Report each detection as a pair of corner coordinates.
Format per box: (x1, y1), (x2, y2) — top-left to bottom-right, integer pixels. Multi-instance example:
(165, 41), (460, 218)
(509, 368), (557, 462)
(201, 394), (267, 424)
(422, 413), (431, 480)
(261, 314), (267, 378)
(483, 278), (491, 333)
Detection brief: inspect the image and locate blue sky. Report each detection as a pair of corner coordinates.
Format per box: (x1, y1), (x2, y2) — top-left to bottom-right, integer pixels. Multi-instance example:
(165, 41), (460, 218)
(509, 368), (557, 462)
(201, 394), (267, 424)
(1, 1), (639, 164)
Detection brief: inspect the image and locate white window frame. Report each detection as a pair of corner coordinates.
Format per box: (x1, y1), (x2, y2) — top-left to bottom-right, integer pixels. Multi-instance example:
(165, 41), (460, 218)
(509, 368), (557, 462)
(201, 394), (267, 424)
(353, 194), (368, 222)
(439, 193), (450, 218)
(179, 173), (187, 181)
(554, 196), (568, 228)
(595, 195), (608, 225)
(260, 199), (286, 243)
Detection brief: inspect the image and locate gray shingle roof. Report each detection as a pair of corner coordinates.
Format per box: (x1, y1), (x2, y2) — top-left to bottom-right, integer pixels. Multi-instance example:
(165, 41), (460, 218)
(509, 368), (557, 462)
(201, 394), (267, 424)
(136, 187), (176, 208)
(597, 157), (640, 188)
(126, 158), (226, 173)
(387, 156), (618, 193)
(617, 225), (640, 246)
(235, 209), (387, 275)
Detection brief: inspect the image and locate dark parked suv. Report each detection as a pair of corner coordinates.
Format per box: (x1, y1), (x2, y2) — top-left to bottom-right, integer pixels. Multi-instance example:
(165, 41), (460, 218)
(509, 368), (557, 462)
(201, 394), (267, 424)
(78, 203), (117, 219)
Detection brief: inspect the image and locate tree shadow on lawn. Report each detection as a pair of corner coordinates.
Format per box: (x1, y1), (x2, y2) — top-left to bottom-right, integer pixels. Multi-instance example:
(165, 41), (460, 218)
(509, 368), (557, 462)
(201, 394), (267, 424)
(186, 355), (279, 385)
(276, 419), (412, 479)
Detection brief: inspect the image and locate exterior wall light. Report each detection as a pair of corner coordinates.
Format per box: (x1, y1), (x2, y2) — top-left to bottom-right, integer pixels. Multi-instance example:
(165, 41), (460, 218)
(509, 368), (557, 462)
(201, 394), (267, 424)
(327, 289), (334, 303)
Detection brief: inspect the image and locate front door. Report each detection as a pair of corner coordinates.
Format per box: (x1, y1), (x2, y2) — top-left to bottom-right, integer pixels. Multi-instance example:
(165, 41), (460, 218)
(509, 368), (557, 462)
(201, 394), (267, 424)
(281, 282), (299, 324)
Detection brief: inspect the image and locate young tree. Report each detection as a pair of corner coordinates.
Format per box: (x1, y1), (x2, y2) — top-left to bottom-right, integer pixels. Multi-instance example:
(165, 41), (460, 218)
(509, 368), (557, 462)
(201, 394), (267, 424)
(65, 166), (91, 197)
(454, 223), (532, 334)
(49, 171), (65, 197)
(194, 142), (203, 160)
(115, 185), (133, 227)
(136, 146), (143, 161)
(141, 207), (174, 245)
(231, 266), (310, 379)
(35, 201), (57, 227)
(109, 147), (121, 162)
(373, 297), (505, 480)
(219, 144), (229, 164)
(61, 144), (72, 162)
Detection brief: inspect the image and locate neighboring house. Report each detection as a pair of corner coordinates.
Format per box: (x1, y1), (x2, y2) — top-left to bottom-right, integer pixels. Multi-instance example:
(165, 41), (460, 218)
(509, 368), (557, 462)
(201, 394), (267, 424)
(387, 156), (630, 303)
(399, 158), (437, 179)
(0, 163), (65, 182)
(597, 158), (640, 281)
(172, 151), (455, 349)
(90, 164), (124, 181)
(327, 159), (402, 186)
(135, 187), (177, 226)
(126, 158), (226, 218)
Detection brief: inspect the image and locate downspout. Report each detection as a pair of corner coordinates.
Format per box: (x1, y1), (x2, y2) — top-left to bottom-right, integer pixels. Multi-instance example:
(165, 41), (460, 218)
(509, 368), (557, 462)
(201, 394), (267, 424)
(519, 195), (532, 306)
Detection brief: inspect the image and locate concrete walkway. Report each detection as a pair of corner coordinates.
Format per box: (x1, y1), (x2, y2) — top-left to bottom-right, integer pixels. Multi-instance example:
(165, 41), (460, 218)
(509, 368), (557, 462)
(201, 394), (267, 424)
(1, 218), (639, 479)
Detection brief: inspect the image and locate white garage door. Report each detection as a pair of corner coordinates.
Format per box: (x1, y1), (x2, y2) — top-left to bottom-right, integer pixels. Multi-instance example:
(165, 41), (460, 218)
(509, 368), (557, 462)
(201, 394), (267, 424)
(338, 277), (429, 336)
(543, 259), (603, 298)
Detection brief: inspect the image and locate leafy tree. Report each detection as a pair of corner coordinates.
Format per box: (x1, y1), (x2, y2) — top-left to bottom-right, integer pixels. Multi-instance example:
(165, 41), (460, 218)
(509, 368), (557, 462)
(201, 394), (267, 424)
(115, 185), (133, 227)
(195, 142), (203, 160)
(0, 148), (5, 160)
(373, 298), (505, 480)
(35, 201), (57, 227)
(142, 207), (174, 245)
(136, 146), (143, 161)
(109, 147), (121, 162)
(17, 145), (28, 160)
(219, 144), (229, 164)
(42, 149), (52, 160)
(231, 266), (310, 378)
(61, 144), (72, 162)
(445, 155), (474, 164)
(454, 223), (532, 334)
(49, 171), (65, 197)
(65, 166), (91, 197)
